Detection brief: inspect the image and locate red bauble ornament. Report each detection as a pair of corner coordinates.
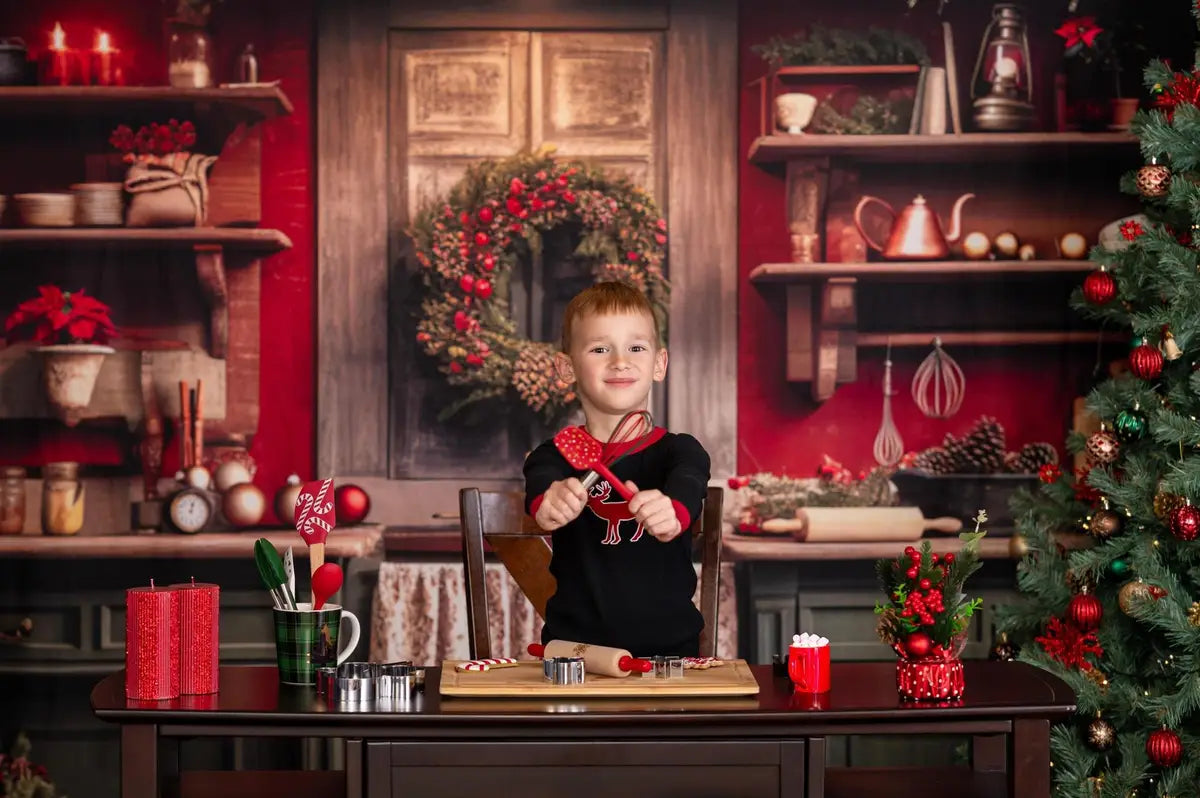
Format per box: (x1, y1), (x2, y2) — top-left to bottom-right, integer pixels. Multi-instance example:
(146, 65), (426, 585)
(1085, 430), (1120, 465)
(335, 484), (371, 525)
(1067, 592), (1103, 631)
(473, 231), (490, 247)
(482, 255), (495, 271)
(478, 206), (494, 224)
(475, 278), (493, 300)
(1146, 728), (1183, 768)
(1169, 502), (1200, 541)
(459, 274), (476, 294)
(1082, 269), (1116, 305)
(905, 632), (932, 658)
(1129, 341), (1164, 380)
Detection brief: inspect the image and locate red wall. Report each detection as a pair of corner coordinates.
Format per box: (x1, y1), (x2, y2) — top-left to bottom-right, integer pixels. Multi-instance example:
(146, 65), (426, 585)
(1, 1), (314, 519)
(736, 0), (1099, 477)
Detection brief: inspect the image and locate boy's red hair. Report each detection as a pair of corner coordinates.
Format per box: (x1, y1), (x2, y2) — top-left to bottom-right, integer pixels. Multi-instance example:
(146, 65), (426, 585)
(560, 281), (661, 352)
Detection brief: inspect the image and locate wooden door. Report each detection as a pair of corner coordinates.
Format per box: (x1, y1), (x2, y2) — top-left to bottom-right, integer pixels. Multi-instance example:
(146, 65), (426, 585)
(387, 30), (665, 483)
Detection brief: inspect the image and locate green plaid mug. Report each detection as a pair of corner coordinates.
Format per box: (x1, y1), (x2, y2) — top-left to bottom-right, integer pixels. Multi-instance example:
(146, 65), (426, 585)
(272, 602), (361, 685)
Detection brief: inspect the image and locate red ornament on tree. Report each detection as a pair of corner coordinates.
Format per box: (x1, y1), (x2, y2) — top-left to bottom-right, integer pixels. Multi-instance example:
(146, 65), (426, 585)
(1067, 591), (1103, 631)
(1169, 502), (1200, 541)
(335, 483), (371, 525)
(459, 274), (476, 294)
(1146, 727), (1183, 768)
(478, 206), (494, 224)
(475, 278), (493, 300)
(1082, 268), (1116, 305)
(1129, 340), (1164, 380)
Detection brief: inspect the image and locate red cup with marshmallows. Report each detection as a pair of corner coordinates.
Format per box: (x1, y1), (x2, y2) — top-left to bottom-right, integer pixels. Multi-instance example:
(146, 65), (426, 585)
(788, 632), (831, 694)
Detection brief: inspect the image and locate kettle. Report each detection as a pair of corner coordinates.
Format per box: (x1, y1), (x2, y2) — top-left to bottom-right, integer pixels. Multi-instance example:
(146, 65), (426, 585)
(853, 193), (975, 260)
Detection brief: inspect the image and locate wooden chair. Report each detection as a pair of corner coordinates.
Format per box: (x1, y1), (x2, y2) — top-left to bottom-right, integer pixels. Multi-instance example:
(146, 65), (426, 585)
(460, 485), (724, 659)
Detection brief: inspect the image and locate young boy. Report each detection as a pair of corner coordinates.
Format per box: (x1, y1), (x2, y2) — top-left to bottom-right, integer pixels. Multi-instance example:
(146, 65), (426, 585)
(523, 281), (711, 657)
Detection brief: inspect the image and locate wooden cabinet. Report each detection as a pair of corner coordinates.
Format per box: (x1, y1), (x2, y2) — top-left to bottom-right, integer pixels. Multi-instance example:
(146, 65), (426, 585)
(747, 131), (1141, 401)
(0, 86), (293, 445)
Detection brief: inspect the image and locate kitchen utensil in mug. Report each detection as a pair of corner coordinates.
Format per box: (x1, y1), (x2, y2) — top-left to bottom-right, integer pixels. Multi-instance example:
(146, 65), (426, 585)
(254, 537), (297, 610)
(294, 478), (335, 604)
(272, 602), (360, 685)
(283, 545), (296, 600)
(311, 562), (344, 610)
(788, 643), (831, 693)
(553, 410), (655, 501)
(853, 193), (974, 260)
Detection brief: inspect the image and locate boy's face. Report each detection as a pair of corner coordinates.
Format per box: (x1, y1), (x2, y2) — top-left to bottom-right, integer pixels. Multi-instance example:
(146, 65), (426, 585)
(555, 310), (667, 420)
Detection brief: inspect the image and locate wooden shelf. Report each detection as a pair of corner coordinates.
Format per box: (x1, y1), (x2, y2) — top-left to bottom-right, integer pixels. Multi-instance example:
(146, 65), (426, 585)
(748, 131), (1139, 165)
(749, 259), (1095, 283)
(0, 227), (292, 252)
(858, 331), (1122, 347)
(0, 526), (383, 559)
(0, 85), (293, 120)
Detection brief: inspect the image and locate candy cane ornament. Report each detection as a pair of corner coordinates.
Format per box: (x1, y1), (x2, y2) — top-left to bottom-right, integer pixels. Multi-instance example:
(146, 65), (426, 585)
(294, 478), (336, 606)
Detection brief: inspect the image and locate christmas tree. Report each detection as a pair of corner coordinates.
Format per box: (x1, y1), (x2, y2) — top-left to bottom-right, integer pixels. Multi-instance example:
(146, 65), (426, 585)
(995, 43), (1200, 798)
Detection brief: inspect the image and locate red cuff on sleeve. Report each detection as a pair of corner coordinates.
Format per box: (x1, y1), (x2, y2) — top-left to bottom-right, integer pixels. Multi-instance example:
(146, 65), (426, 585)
(529, 492), (546, 518)
(671, 499), (691, 531)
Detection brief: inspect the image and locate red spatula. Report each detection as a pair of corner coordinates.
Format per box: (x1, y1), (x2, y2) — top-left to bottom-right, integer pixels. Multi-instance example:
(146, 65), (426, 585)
(294, 478), (335, 606)
(553, 410), (655, 502)
(311, 562), (344, 611)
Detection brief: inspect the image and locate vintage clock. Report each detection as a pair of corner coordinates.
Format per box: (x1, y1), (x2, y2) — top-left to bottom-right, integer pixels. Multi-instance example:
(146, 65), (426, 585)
(165, 487), (214, 534)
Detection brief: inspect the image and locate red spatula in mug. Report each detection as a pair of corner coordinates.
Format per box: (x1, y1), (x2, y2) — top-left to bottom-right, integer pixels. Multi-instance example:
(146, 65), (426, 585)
(553, 411), (655, 502)
(294, 478), (335, 606)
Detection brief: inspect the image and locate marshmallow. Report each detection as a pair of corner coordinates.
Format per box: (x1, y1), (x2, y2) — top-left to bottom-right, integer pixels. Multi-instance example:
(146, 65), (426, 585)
(789, 632), (830, 648)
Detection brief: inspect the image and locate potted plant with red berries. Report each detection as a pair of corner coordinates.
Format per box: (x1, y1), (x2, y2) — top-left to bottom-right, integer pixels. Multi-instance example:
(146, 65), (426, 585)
(874, 510), (988, 701)
(4, 285), (118, 426)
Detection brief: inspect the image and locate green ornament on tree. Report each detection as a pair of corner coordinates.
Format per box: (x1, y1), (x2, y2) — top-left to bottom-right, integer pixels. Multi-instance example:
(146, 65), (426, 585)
(1114, 406), (1147, 442)
(1110, 559), (1130, 576)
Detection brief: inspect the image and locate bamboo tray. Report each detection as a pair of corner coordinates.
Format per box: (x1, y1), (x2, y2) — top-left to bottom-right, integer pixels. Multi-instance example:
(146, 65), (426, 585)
(439, 659), (761, 698)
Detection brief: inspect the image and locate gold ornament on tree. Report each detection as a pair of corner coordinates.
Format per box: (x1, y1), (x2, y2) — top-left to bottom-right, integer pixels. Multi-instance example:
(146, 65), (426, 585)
(1082, 667), (1109, 692)
(1154, 488), (1185, 521)
(1161, 326), (1182, 361)
(1086, 498), (1123, 540)
(1118, 579), (1167, 615)
(222, 482), (265, 528)
(1085, 426), (1120, 465)
(1085, 714), (1115, 752)
(1188, 601), (1200, 627)
(1135, 154), (1171, 198)
(1008, 533), (1029, 558)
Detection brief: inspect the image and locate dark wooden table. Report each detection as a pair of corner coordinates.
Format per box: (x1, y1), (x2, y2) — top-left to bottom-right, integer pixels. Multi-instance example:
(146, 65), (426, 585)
(91, 660), (1074, 798)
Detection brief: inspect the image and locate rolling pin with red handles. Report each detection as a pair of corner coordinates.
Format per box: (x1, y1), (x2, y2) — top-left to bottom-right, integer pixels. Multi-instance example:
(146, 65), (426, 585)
(529, 640), (653, 677)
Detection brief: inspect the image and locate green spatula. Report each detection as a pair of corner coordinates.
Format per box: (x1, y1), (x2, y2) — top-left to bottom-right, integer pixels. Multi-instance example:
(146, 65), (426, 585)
(254, 538), (298, 610)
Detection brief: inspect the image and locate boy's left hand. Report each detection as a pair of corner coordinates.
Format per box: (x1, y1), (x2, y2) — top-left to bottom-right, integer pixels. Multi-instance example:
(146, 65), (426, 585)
(625, 481), (682, 542)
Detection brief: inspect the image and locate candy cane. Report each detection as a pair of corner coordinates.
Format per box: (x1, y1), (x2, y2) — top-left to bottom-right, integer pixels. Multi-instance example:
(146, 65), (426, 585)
(455, 657), (519, 672)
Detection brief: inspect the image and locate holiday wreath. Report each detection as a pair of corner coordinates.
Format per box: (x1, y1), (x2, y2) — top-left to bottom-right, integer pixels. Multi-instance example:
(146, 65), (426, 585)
(409, 147), (670, 421)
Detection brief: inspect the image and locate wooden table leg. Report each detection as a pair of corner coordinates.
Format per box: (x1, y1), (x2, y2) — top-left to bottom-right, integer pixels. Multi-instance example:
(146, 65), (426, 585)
(1011, 718), (1051, 797)
(121, 724), (159, 798)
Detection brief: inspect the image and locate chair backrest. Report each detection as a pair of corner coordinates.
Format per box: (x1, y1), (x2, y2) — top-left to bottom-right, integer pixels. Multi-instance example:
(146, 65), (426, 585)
(459, 485), (724, 659)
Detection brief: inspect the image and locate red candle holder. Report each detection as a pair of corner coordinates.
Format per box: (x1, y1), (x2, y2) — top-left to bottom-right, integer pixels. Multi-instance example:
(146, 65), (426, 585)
(90, 32), (124, 87)
(125, 580), (180, 700)
(171, 578), (220, 695)
(37, 23), (87, 86)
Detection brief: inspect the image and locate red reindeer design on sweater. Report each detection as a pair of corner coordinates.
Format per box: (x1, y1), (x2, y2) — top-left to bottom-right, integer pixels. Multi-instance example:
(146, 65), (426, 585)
(586, 481), (644, 545)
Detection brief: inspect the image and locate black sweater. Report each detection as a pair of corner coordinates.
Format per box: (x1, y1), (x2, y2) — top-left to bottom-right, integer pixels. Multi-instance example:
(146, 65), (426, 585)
(523, 428), (711, 657)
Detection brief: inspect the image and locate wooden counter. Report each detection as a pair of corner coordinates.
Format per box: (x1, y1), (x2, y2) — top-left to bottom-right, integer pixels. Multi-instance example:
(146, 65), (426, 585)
(724, 530), (1090, 562)
(0, 525), (383, 559)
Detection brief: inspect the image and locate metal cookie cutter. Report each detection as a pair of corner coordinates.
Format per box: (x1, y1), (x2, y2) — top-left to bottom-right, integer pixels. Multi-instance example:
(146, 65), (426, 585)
(377, 661), (414, 700)
(315, 666), (337, 697)
(653, 655), (685, 679)
(548, 656), (585, 686)
(337, 661), (378, 704)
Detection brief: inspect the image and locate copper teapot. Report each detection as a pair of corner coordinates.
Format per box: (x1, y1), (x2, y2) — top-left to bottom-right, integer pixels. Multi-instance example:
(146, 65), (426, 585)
(853, 193), (975, 260)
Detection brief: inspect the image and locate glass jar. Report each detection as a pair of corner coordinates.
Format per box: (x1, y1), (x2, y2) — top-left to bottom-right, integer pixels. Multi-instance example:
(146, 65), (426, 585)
(42, 462), (85, 536)
(166, 19), (212, 88)
(0, 466), (25, 534)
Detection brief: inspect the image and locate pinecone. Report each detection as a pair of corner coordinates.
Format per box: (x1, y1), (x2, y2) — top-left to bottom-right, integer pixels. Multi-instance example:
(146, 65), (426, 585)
(1010, 442), (1059, 474)
(941, 431), (970, 472)
(956, 416), (1006, 473)
(1003, 451), (1022, 473)
(911, 446), (955, 475)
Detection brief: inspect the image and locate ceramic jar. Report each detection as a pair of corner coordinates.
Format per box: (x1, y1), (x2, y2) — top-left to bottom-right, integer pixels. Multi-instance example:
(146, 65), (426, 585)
(0, 466), (25, 534)
(42, 462), (85, 536)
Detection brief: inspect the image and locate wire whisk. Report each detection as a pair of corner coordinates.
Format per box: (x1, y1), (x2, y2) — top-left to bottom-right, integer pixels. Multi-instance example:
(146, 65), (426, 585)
(912, 337), (965, 419)
(873, 341), (904, 467)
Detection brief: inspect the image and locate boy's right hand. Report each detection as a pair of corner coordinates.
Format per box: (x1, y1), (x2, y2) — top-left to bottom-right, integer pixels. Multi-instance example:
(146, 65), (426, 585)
(534, 478), (588, 531)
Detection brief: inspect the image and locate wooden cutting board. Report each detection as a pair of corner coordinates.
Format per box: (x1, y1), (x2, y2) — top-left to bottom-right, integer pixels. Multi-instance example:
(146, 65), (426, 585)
(439, 660), (761, 698)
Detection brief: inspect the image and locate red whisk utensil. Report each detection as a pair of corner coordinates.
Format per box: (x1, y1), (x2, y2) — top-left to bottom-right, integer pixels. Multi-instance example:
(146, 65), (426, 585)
(553, 410), (655, 501)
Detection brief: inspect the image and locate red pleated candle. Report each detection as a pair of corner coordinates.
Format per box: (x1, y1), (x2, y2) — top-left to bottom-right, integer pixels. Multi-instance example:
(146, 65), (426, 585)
(125, 580), (180, 700)
(171, 578), (220, 694)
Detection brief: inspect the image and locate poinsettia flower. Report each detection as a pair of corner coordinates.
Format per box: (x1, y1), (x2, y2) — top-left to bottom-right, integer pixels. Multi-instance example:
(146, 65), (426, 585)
(1120, 219), (1145, 240)
(1055, 16), (1103, 52)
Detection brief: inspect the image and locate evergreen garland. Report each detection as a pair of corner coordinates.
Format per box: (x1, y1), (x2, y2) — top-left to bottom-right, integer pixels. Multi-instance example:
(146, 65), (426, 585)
(752, 25), (930, 68)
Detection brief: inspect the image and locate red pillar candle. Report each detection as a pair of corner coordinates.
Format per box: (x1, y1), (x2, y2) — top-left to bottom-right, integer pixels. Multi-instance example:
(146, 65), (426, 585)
(90, 32), (124, 87)
(37, 23), (86, 86)
(171, 578), (220, 695)
(124, 580), (180, 700)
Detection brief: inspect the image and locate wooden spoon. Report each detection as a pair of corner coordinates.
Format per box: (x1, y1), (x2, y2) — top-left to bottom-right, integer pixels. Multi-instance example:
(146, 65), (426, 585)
(311, 562), (343, 611)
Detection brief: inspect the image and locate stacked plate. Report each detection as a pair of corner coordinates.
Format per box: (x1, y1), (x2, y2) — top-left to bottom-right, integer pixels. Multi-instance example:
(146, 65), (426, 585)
(71, 182), (124, 227)
(12, 193), (75, 227)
